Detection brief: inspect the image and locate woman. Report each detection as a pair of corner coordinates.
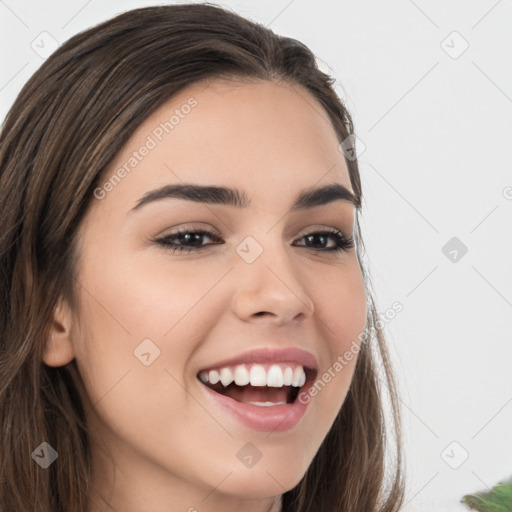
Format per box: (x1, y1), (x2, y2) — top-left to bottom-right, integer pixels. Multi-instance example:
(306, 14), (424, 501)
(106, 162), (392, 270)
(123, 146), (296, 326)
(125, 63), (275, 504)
(0, 4), (404, 511)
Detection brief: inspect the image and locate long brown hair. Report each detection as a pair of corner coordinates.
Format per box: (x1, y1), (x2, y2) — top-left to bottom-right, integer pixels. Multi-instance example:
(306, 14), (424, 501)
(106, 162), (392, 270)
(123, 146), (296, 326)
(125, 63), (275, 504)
(0, 3), (405, 511)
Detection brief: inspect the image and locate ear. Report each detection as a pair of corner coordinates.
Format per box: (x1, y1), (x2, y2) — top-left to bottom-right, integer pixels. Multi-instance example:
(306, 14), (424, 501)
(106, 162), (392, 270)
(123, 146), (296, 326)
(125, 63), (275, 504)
(42, 297), (76, 367)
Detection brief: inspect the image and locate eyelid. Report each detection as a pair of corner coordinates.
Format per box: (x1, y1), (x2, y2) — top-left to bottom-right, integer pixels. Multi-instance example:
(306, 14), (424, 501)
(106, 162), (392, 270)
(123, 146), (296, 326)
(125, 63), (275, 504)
(155, 223), (351, 241)
(155, 223), (221, 238)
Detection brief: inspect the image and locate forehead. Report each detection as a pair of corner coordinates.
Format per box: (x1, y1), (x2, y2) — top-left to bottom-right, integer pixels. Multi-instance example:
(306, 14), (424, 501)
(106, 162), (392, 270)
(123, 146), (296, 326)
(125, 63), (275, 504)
(98, 78), (353, 212)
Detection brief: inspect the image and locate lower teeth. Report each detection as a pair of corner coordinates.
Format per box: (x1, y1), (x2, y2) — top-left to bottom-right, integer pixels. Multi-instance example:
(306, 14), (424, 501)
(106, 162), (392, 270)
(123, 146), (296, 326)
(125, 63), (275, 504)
(247, 401), (287, 406)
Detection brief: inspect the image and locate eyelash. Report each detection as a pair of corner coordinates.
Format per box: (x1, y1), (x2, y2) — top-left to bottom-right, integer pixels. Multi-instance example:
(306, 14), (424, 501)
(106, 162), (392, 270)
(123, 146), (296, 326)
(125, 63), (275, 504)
(155, 227), (354, 255)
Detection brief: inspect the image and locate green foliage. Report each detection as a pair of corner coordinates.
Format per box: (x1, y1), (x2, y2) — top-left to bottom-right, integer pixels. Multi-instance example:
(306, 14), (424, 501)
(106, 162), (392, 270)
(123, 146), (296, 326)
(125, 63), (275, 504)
(461, 475), (512, 512)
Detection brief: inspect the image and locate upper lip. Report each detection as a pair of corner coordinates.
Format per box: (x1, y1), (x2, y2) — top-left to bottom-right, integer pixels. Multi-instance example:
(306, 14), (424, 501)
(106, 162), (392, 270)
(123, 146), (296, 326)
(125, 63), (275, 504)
(197, 347), (318, 373)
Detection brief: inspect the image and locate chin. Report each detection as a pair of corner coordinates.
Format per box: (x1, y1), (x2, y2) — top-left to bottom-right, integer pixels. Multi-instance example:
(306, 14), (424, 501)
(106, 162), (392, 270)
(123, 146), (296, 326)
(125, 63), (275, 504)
(214, 465), (306, 499)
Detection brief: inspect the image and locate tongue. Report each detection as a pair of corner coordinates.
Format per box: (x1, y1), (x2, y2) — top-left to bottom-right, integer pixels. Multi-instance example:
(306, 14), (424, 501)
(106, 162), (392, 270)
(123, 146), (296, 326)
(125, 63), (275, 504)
(223, 384), (290, 404)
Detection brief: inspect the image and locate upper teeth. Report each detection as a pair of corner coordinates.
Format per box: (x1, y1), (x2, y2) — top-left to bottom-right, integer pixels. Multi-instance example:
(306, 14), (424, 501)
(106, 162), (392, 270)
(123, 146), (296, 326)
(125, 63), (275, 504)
(199, 364), (306, 388)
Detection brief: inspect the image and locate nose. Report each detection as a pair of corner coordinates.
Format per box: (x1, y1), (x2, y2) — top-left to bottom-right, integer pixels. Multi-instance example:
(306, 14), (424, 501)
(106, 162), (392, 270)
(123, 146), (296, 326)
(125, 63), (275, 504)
(231, 235), (315, 326)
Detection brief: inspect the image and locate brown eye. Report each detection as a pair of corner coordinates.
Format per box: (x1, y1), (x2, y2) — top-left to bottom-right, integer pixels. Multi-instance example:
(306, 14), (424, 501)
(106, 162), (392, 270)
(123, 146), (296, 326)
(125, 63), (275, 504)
(156, 228), (223, 254)
(294, 229), (354, 253)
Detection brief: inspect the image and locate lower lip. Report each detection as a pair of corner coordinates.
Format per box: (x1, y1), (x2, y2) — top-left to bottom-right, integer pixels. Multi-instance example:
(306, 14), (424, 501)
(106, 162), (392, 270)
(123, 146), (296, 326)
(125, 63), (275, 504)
(199, 381), (311, 433)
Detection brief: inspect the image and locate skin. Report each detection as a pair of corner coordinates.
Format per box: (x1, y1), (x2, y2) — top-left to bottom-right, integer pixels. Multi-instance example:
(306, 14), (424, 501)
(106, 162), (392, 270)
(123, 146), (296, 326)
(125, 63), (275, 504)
(44, 78), (367, 512)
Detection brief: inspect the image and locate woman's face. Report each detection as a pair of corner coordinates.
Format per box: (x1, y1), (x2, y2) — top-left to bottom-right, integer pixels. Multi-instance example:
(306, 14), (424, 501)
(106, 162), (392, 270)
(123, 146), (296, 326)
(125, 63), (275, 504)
(49, 79), (367, 510)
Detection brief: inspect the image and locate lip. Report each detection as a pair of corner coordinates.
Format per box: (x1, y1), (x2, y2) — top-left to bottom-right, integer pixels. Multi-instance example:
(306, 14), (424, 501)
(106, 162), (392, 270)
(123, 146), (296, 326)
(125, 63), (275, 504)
(197, 347), (318, 373)
(197, 347), (318, 432)
(198, 367), (316, 432)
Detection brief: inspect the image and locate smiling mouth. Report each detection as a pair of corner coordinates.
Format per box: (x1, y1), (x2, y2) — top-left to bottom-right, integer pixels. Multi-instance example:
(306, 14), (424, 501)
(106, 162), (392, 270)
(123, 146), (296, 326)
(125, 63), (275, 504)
(197, 364), (316, 406)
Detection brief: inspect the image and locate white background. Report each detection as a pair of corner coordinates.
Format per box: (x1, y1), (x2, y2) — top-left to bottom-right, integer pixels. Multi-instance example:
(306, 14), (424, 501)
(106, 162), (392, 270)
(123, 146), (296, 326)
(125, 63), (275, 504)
(1, 1), (511, 510)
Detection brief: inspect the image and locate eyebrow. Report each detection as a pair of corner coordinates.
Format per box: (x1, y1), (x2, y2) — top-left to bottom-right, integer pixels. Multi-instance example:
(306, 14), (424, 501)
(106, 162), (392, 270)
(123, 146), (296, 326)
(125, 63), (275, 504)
(130, 182), (360, 213)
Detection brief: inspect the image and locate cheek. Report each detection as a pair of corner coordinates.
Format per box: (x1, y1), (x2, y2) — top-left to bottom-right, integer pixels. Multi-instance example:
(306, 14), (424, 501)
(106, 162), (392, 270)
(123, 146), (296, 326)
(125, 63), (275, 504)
(69, 262), (198, 460)
(315, 260), (367, 357)
(79, 241), (222, 334)
(304, 259), (367, 417)
(70, 246), (224, 409)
